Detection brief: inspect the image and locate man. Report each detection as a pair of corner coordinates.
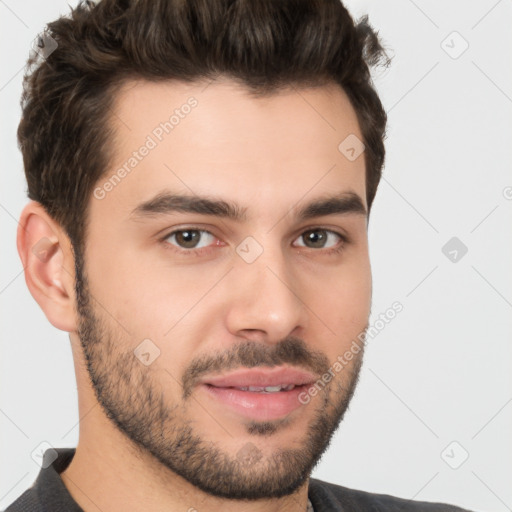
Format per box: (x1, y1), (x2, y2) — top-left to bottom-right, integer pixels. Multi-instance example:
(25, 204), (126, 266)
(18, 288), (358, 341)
(6, 0), (473, 511)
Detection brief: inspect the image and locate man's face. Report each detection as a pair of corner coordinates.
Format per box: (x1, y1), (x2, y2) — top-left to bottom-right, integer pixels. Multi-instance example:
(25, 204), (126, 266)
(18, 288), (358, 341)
(75, 79), (371, 499)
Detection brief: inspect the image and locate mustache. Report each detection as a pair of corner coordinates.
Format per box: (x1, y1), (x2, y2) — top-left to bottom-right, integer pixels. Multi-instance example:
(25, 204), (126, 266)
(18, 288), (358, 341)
(181, 337), (330, 399)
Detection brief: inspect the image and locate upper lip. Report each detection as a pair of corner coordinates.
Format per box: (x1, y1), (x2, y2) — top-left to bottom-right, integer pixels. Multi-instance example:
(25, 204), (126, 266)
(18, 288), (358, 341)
(201, 366), (318, 388)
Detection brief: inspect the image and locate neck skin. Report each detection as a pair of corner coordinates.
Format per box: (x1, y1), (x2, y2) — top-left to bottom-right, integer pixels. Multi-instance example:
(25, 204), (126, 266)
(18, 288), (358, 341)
(59, 335), (310, 512)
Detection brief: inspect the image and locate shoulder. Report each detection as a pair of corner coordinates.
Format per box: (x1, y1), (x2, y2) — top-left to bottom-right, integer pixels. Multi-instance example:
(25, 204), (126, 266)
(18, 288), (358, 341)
(2, 448), (80, 512)
(2, 488), (41, 512)
(308, 478), (475, 512)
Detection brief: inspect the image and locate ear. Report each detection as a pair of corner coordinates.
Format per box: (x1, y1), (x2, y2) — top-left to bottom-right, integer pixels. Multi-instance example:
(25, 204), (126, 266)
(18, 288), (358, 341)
(16, 201), (78, 332)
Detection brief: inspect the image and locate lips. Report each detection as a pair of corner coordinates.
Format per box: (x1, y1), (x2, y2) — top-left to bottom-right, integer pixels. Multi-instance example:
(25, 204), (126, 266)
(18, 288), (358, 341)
(199, 366), (317, 421)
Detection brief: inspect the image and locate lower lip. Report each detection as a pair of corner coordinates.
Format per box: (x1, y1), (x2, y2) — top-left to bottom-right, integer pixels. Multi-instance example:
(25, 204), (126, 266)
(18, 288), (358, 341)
(202, 384), (308, 421)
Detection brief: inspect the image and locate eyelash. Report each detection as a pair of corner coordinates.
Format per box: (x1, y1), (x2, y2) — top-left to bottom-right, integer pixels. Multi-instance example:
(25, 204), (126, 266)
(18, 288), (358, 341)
(159, 227), (349, 258)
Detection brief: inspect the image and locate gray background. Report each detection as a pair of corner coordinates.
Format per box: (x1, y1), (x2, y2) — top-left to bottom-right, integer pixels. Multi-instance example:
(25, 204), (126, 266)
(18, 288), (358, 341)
(1, 1), (511, 511)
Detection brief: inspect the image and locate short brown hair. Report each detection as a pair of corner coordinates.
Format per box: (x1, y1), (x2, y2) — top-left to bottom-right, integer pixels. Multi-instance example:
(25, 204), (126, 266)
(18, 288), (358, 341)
(18, 0), (389, 253)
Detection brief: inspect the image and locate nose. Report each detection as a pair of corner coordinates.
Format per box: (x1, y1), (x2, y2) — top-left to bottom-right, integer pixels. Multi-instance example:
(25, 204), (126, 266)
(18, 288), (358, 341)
(224, 245), (307, 344)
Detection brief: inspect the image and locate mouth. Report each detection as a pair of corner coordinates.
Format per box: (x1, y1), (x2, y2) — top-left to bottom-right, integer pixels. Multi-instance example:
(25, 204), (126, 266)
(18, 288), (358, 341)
(199, 367), (317, 421)
(220, 383), (298, 392)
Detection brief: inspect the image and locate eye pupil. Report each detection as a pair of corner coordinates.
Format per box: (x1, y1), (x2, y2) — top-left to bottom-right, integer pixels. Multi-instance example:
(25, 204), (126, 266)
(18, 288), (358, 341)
(176, 230), (200, 248)
(304, 230), (327, 248)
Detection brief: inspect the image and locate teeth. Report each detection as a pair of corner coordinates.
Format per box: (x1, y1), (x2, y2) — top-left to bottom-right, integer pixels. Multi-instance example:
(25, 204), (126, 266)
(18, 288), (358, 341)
(234, 384), (296, 392)
(263, 385), (282, 392)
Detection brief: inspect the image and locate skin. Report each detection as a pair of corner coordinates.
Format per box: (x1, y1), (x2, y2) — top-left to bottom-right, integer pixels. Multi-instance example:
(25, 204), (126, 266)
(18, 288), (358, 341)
(17, 78), (372, 512)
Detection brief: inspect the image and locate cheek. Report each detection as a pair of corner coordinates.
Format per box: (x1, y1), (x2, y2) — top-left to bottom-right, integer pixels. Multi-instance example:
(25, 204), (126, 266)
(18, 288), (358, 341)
(319, 282), (370, 330)
(305, 258), (371, 350)
(86, 234), (198, 320)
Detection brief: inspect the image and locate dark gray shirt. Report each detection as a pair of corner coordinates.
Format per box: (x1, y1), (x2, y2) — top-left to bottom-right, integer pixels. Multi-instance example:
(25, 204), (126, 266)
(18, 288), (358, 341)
(3, 448), (474, 512)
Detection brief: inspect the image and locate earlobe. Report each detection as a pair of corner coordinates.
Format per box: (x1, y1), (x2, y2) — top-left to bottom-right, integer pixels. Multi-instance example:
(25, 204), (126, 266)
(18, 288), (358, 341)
(16, 201), (78, 333)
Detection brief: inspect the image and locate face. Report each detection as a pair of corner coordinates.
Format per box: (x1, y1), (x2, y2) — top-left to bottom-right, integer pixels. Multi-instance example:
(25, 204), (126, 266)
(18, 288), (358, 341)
(75, 78), (372, 499)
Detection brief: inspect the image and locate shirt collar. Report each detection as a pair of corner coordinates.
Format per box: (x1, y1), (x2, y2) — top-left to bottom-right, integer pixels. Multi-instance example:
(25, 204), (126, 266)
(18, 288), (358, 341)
(34, 448), (84, 512)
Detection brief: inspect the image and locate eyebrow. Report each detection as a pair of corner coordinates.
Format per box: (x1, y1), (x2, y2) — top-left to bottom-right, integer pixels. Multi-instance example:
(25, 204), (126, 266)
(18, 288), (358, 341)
(129, 190), (367, 222)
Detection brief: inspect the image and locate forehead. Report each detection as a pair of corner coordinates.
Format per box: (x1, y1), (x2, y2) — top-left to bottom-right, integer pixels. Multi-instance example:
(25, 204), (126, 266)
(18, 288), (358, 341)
(95, 78), (366, 221)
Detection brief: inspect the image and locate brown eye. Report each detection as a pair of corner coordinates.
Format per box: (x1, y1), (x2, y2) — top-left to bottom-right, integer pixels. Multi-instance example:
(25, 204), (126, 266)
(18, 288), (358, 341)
(294, 229), (342, 249)
(166, 229), (215, 250)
